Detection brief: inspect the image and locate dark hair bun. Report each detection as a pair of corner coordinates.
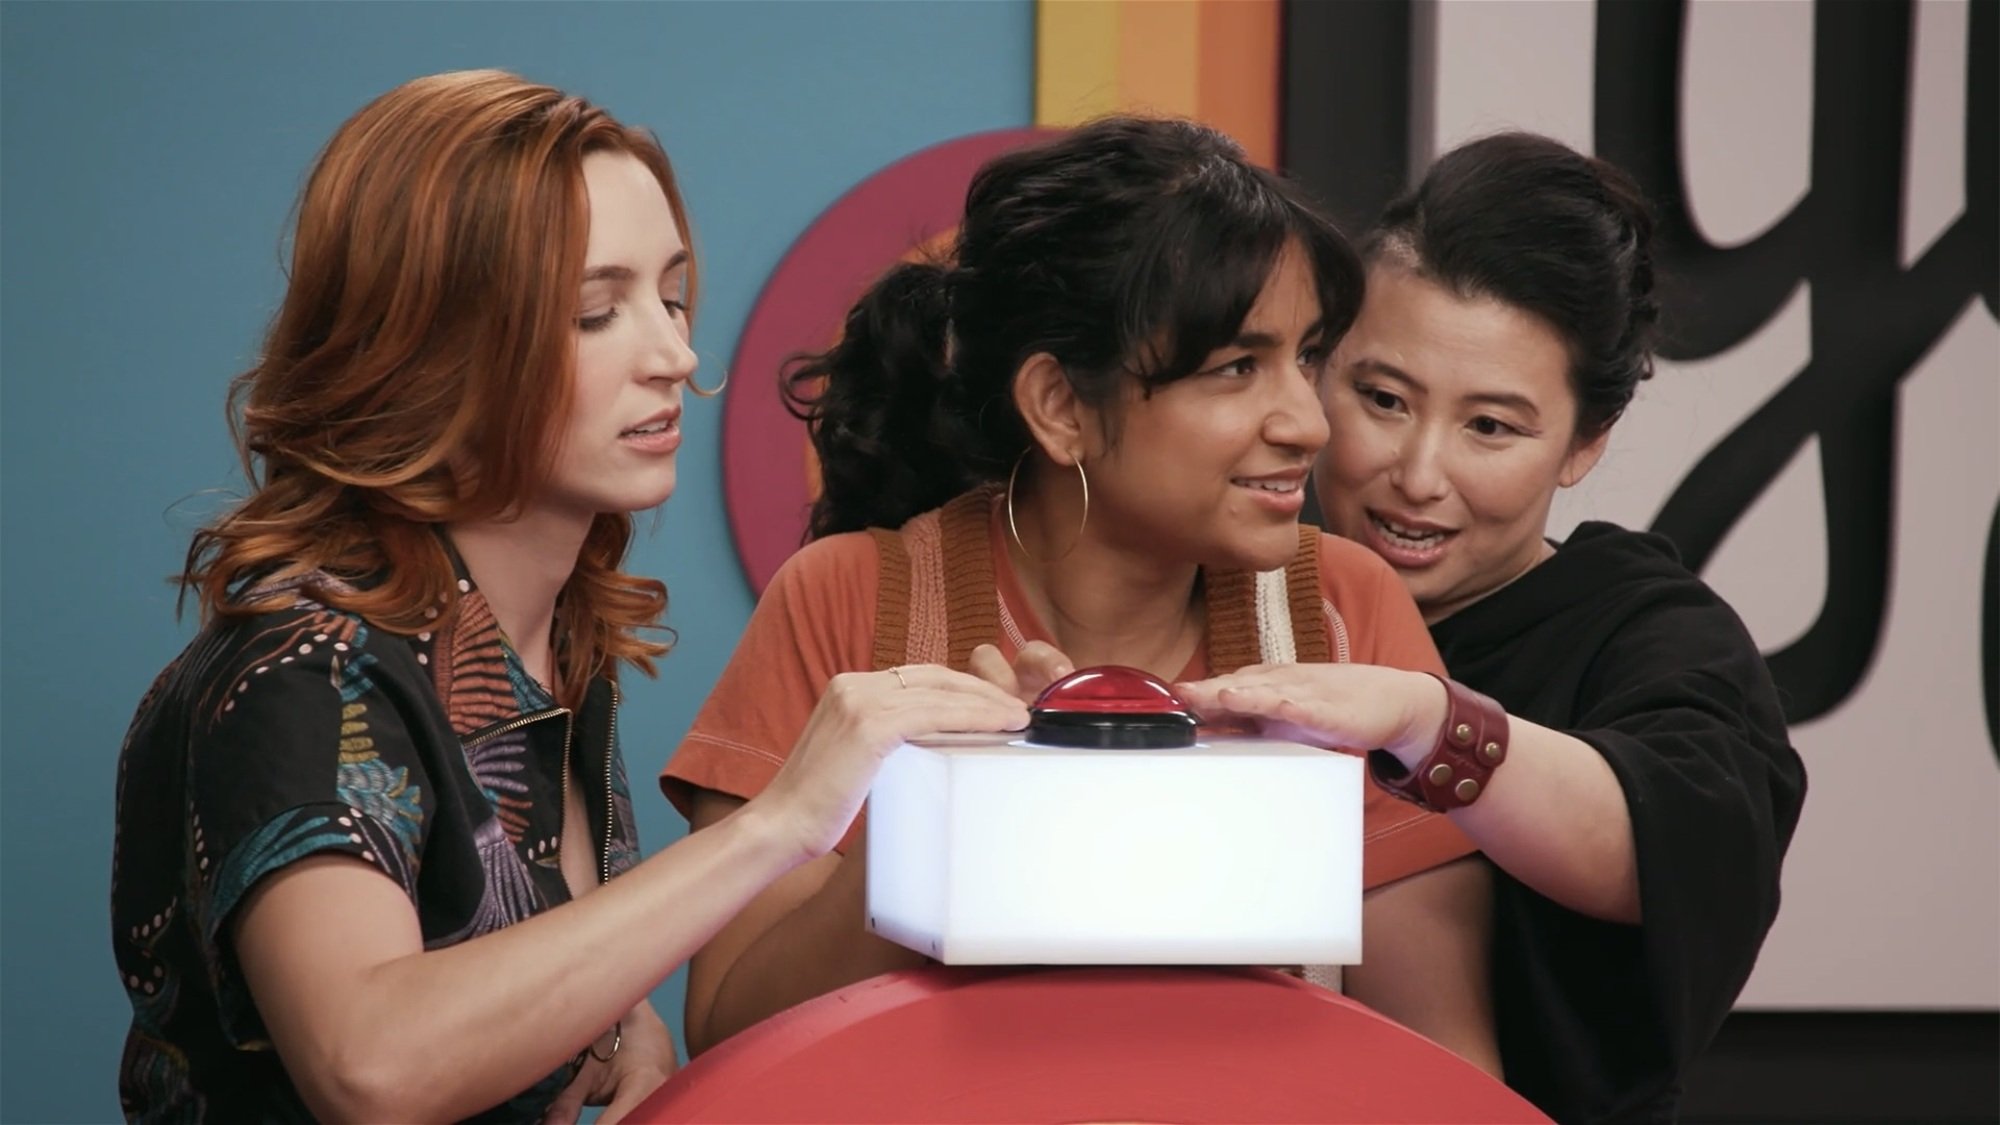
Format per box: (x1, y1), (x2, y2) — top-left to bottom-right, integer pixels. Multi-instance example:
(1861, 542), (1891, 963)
(1370, 132), (1661, 437)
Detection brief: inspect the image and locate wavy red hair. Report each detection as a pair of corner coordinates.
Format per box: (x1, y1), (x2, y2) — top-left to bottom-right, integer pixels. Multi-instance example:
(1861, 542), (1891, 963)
(182, 70), (695, 706)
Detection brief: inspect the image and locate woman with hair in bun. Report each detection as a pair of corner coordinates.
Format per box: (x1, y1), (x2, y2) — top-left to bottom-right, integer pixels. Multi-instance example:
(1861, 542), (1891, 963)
(665, 116), (1500, 1068)
(1180, 133), (1808, 1122)
(110, 70), (1029, 1124)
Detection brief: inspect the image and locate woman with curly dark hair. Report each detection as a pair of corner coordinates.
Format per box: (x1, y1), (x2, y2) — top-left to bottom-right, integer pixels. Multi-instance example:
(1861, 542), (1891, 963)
(665, 116), (1498, 1069)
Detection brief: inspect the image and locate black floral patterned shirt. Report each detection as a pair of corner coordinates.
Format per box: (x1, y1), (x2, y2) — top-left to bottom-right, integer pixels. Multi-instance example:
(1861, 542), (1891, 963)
(110, 566), (642, 1122)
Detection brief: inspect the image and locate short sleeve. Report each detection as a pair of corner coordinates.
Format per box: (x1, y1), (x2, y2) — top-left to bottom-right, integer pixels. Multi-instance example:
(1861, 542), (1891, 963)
(661, 534), (879, 848)
(170, 610), (435, 1048)
(189, 612), (434, 943)
(1569, 590), (1804, 1068)
(1316, 535), (1478, 887)
(1469, 565), (1807, 1118)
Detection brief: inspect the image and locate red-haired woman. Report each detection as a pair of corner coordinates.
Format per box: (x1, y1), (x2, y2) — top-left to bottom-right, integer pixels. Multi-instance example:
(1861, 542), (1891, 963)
(109, 70), (1026, 1124)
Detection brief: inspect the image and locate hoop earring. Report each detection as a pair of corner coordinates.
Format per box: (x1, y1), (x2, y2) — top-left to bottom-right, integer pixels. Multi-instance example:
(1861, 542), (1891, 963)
(688, 368), (729, 398)
(1006, 449), (1089, 566)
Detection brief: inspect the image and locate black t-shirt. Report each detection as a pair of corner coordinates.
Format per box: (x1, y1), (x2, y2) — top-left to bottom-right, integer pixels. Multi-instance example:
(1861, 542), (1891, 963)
(111, 571), (641, 1122)
(1432, 522), (1806, 1125)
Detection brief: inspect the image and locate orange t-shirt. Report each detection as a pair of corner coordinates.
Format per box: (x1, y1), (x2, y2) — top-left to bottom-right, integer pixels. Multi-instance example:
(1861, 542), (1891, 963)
(662, 502), (1474, 889)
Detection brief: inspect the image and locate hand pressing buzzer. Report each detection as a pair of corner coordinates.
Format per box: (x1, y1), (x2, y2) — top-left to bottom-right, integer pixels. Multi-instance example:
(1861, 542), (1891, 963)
(1177, 665), (1640, 925)
(979, 644), (1613, 922)
(966, 643), (1502, 1080)
(967, 641), (1076, 705)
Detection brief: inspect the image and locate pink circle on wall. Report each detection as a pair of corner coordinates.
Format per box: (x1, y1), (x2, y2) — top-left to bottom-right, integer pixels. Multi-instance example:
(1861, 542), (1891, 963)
(721, 127), (1055, 595)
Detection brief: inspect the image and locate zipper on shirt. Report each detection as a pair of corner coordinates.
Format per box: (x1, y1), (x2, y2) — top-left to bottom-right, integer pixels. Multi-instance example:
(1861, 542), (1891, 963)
(600, 682), (620, 886)
(456, 685), (617, 890)
(557, 711), (576, 883)
(462, 707), (577, 882)
(462, 707), (571, 750)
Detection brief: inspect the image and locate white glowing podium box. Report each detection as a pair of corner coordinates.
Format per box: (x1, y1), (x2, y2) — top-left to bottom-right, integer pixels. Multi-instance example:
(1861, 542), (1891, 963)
(863, 731), (1363, 966)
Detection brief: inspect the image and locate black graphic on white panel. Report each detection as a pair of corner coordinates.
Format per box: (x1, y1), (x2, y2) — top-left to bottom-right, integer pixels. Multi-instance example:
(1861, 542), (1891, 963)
(1596, 0), (1997, 734)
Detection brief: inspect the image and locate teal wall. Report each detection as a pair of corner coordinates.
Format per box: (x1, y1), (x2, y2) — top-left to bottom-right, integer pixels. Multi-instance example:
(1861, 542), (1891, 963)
(0, 2), (1032, 1118)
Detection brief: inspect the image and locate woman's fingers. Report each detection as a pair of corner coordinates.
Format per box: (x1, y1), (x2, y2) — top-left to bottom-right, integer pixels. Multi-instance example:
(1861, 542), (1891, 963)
(596, 1068), (671, 1125)
(873, 670), (1032, 738)
(821, 667), (1029, 753)
(878, 663), (1035, 712)
(772, 667), (1031, 857)
(966, 644), (1021, 697)
(1172, 678), (1222, 712)
(1012, 641), (1075, 698)
(1172, 670), (1392, 752)
(878, 691), (1031, 742)
(1174, 676), (1263, 714)
(1216, 683), (1319, 726)
(538, 1063), (594, 1125)
(966, 643), (1074, 702)
(1180, 663), (1344, 707)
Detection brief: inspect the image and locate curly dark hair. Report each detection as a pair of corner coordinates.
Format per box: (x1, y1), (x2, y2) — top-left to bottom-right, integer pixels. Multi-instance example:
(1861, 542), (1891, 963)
(784, 115), (1363, 539)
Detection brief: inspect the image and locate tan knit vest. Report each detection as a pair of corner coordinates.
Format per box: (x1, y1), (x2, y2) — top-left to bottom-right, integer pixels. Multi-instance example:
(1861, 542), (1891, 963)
(867, 487), (1331, 674)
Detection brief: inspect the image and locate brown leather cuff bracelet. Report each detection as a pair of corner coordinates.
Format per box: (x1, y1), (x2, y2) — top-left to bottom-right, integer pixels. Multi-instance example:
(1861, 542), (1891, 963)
(1367, 675), (1509, 811)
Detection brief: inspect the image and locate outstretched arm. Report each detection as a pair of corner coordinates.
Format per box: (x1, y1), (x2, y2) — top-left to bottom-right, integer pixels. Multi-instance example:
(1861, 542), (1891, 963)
(1179, 664), (1641, 923)
(680, 792), (928, 1055)
(238, 666), (1026, 1122)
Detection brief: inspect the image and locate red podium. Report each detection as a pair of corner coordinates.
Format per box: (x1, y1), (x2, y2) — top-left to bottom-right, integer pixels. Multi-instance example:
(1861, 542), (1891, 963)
(629, 966), (1548, 1123)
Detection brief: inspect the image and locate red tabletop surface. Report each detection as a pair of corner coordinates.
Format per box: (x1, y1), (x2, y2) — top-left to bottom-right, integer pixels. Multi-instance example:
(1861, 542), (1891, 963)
(629, 965), (1548, 1123)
